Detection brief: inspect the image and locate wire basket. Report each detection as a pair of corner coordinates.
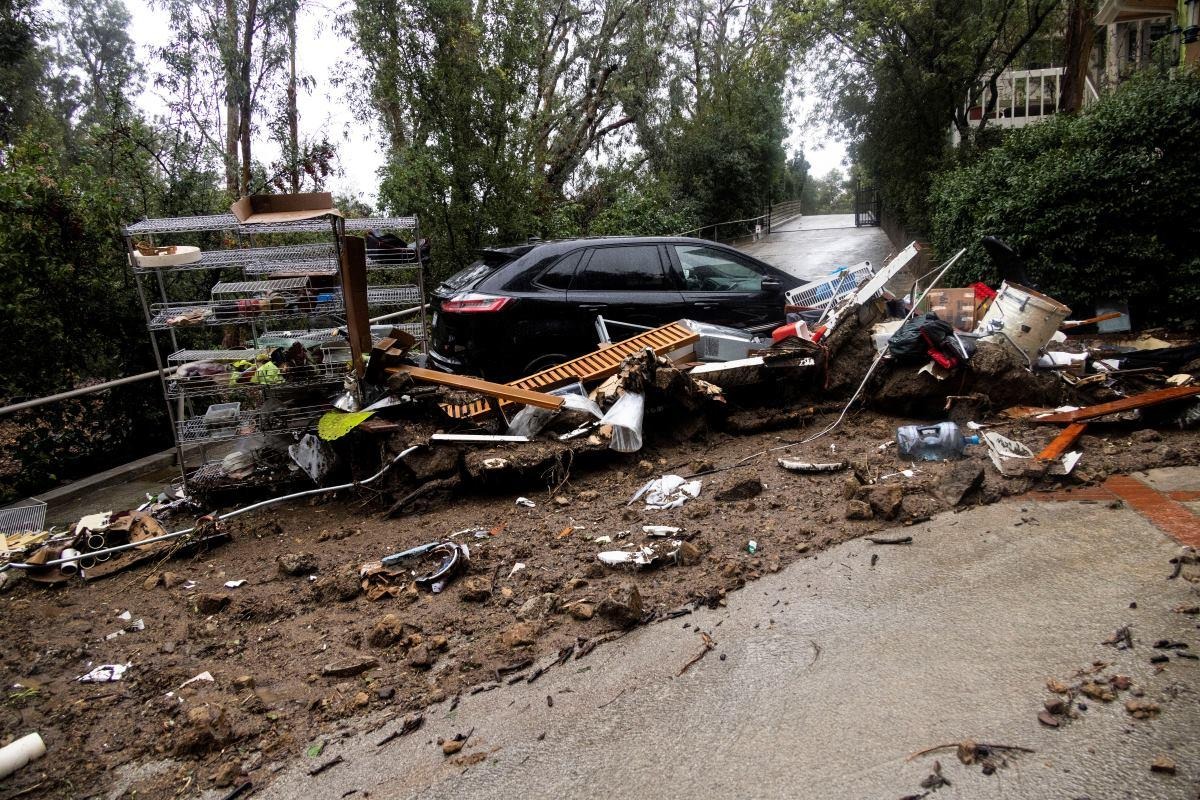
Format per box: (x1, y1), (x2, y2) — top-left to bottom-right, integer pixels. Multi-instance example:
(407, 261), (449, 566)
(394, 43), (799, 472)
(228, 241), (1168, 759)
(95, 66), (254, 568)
(785, 263), (875, 309)
(0, 498), (47, 536)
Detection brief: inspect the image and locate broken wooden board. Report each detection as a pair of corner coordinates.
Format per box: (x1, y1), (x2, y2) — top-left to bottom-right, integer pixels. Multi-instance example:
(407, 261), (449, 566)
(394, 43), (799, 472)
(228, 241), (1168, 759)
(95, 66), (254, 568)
(1030, 386), (1200, 424)
(389, 366), (565, 411)
(1037, 422), (1088, 462)
(439, 322), (700, 420)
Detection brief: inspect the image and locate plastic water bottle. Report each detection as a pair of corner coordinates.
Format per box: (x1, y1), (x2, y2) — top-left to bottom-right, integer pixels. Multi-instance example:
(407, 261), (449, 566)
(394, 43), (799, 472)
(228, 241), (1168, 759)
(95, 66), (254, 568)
(895, 422), (981, 461)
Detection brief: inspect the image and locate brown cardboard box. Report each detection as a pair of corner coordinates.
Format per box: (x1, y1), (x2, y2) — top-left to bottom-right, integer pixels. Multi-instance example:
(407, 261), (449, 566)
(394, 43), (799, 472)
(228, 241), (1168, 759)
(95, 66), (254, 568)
(920, 288), (976, 332)
(230, 192), (341, 225)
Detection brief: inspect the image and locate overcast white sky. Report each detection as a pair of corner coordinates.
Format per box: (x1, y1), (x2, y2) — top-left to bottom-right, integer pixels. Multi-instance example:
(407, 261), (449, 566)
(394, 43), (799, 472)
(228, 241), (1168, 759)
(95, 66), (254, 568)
(118, 0), (847, 206)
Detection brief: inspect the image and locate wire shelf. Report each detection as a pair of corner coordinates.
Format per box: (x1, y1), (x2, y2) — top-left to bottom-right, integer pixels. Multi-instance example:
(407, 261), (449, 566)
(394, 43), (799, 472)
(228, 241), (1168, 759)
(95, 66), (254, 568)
(367, 286), (422, 304)
(167, 360), (351, 399)
(211, 277), (310, 295)
(168, 348), (265, 363)
(147, 299), (341, 330)
(177, 404), (327, 445)
(346, 217), (418, 232)
(149, 287), (419, 330)
(126, 213), (239, 236)
(127, 215), (418, 238)
(0, 498), (47, 536)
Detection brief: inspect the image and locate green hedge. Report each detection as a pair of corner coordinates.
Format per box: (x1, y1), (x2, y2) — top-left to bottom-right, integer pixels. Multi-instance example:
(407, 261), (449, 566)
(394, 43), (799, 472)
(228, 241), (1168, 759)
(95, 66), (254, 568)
(930, 69), (1200, 327)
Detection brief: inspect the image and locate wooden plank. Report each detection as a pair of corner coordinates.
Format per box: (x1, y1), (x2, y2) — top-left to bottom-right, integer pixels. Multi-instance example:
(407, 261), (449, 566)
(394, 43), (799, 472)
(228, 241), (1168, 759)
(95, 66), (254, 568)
(1060, 312), (1123, 331)
(339, 235), (370, 378)
(1037, 422), (1088, 462)
(1031, 386), (1200, 423)
(390, 366), (564, 410)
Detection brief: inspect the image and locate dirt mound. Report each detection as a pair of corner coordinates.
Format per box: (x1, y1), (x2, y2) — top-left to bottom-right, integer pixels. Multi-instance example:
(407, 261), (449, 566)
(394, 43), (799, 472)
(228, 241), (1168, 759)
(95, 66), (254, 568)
(871, 341), (1064, 419)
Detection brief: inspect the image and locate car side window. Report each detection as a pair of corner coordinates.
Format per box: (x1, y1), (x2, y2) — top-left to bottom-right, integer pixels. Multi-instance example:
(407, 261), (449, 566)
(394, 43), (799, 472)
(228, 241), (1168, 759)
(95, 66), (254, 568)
(536, 251), (583, 289)
(673, 245), (764, 291)
(574, 246), (669, 291)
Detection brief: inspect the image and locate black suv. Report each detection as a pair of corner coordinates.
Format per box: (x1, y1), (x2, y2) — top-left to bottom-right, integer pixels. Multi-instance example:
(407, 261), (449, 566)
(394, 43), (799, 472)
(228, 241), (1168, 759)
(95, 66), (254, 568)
(429, 236), (802, 381)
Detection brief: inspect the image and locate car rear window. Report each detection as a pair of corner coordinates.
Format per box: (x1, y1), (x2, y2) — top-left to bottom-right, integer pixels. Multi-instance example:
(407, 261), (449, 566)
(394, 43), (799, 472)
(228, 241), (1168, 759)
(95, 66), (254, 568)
(574, 246), (669, 291)
(439, 252), (514, 292)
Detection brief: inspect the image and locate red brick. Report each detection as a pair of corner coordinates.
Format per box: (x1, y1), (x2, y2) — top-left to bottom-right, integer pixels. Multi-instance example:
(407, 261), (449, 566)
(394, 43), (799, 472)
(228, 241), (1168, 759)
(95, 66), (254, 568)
(1104, 475), (1200, 547)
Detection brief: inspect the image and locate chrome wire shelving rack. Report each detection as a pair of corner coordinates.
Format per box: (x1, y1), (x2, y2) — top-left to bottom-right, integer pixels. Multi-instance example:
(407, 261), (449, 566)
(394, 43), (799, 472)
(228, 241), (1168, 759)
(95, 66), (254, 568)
(125, 209), (429, 488)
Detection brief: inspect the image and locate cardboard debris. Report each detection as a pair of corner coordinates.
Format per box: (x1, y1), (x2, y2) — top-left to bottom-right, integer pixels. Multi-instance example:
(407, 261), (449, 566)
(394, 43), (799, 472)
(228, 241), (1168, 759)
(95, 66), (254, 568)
(230, 192), (341, 225)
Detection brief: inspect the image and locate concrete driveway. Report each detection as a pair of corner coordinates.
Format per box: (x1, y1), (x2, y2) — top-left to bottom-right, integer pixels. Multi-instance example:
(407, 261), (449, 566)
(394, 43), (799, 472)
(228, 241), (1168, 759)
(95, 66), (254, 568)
(252, 467), (1200, 800)
(738, 213), (895, 283)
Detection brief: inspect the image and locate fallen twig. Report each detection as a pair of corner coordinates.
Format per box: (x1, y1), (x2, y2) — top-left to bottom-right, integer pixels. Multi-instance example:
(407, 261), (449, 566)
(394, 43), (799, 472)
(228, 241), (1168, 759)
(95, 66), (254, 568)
(376, 713), (424, 746)
(676, 632), (716, 676)
(308, 754), (344, 776)
(598, 687), (628, 709)
(867, 535), (913, 545)
(907, 741), (1034, 761)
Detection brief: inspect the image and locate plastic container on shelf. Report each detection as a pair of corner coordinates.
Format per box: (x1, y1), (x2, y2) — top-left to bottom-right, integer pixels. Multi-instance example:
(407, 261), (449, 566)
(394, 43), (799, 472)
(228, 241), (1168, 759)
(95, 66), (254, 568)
(895, 422), (980, 461)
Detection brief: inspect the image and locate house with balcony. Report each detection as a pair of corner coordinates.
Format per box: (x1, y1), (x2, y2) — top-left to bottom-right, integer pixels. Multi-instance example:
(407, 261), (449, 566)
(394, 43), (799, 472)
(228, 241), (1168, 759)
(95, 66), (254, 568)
(950, 1), (1198, 145)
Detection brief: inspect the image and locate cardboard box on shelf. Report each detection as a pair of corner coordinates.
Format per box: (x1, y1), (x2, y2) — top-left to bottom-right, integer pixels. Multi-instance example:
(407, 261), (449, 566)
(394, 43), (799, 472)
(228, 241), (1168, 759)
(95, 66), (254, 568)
(230, 193), (341, 225)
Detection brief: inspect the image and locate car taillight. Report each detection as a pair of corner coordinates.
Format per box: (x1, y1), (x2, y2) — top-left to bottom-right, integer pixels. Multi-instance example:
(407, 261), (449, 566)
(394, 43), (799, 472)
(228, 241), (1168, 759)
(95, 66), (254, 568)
(441, 293), (513, 313)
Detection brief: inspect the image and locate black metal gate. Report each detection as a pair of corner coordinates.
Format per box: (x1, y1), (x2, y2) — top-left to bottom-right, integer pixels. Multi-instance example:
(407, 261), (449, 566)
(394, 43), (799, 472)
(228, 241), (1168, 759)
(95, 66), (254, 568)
(854, 181), (880, 227)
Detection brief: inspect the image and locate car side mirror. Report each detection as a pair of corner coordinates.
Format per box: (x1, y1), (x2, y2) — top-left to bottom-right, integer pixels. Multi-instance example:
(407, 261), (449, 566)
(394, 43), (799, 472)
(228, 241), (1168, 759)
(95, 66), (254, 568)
(761, 277), (782, 293)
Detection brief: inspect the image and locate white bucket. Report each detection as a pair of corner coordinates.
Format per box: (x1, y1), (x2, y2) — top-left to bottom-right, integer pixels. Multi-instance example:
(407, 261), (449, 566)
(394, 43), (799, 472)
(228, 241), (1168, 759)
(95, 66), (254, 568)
(977, 282), (1070, 361)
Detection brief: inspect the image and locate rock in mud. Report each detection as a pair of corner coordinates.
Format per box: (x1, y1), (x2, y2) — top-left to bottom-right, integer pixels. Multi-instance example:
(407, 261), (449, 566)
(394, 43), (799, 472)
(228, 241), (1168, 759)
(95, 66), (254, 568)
(677, 541), (702, 566)
(459, 577), (492, 602)
(599, 582), (643, 627)
(192, 593), (230, 615)
(407, 644), (434, 670)
(277, 552), (318, 576)
(516, 593), (560, 621)
(175, 704), (233, 755)
(857, 484), (903, 519)
(845, 499), (874, 520)
(500, 622), (539, 648)
(369, 614), (406, 648)
(937, 461), (985, 506)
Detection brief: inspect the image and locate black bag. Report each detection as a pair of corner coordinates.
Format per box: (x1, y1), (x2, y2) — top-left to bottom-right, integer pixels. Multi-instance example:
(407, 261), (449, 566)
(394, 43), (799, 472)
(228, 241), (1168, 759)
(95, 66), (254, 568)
(888, 313), (955, 364)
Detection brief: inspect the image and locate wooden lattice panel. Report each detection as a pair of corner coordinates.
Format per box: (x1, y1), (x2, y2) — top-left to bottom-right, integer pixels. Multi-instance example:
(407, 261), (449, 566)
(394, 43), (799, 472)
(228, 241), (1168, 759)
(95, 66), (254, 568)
(439, 322), (700, 420)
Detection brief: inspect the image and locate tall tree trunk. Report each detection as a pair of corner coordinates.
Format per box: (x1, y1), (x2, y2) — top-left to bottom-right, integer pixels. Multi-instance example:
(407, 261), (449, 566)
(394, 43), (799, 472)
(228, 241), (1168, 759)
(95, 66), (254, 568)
(239, 0), (258, 195)
(286, 1), (300, 193)
(223, 0), (240, 195)
(1060, 0), (1097, 113)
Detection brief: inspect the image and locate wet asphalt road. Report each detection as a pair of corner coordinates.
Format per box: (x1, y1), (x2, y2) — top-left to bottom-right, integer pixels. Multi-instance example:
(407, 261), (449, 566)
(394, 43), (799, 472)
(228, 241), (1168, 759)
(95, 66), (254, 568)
(737, 212), (895, 283)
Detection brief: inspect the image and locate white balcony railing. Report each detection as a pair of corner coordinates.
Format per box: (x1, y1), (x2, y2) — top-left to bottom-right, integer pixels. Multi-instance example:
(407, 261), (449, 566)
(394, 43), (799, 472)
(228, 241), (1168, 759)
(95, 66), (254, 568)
(952, 67), (1099, 144)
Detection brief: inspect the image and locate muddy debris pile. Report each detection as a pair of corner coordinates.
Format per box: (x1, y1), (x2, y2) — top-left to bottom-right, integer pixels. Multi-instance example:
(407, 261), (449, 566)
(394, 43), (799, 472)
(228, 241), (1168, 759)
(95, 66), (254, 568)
(3, 243), (1200, 799)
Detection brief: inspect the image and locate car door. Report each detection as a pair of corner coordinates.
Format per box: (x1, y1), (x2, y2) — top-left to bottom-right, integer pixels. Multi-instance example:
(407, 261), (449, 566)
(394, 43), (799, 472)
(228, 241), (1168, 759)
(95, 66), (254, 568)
(667, 243), (786, 330)
(566, 244), (689, 341)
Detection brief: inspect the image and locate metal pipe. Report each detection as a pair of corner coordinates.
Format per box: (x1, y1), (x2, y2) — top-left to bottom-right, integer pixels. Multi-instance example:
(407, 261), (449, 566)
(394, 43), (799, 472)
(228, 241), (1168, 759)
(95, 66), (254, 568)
(59, 549), (81, 575)
(369, 304), (429, 324)
(0, 369), (175, 417)
(4, 445), (421, 570)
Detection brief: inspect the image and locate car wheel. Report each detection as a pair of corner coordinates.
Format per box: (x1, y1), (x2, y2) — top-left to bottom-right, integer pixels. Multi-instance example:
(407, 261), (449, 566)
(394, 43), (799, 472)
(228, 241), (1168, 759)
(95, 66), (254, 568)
(522, 353), (568, 376)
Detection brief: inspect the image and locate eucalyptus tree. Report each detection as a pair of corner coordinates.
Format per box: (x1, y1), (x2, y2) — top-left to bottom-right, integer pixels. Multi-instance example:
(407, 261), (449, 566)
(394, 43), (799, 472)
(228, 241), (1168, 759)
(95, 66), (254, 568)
(156, 0), (294, 195)
(346, 0), (676, 268)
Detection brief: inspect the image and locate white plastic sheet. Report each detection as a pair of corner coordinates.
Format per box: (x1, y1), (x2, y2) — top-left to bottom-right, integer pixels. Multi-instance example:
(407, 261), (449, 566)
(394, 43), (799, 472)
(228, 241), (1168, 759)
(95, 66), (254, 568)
(629, 474), (702, 510)
(600, 392), (645, 453)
